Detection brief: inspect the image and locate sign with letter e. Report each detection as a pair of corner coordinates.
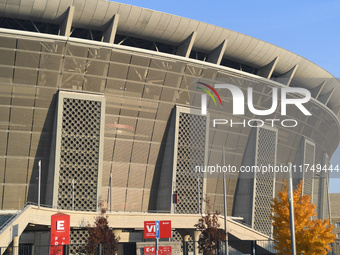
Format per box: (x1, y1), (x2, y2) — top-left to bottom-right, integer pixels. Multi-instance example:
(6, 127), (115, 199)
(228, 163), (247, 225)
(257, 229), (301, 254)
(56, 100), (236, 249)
(50, 213), (70, 255)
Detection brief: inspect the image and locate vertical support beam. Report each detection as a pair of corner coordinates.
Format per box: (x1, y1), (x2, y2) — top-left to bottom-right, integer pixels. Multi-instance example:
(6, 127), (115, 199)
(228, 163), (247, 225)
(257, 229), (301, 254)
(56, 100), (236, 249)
(276, 65), (298, 86)
(318, 88), (335, 105)
(206, 39), (228, 65)
(257, 57), (279, 79)
(13, 236), (19, 255)
(183, 235), (190, 255)
(192, 230), (201, 255)
(310, 81), (325, 99)
(102, 14), (119, 44)
(176, 31), (197, 58)
(59, 6), (75, 37)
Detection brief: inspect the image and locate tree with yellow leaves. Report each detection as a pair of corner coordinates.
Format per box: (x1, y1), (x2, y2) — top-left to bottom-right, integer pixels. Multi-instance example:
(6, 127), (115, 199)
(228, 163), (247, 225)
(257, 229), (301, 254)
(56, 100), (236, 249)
(270, 180), (335, 255)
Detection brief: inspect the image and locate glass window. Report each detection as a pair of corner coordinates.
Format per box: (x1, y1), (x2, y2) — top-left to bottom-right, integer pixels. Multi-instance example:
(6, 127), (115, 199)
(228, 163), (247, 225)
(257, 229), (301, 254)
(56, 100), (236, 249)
(337, 233), (340, 239)
(336, 223), (340, 228)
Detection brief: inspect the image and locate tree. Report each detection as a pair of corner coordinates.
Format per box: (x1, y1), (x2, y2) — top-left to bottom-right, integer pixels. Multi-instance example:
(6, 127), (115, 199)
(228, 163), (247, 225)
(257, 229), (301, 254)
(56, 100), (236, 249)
(84, 209), (119, 254)
(270, 180), (335, 255)
(194, 199), (226, 255)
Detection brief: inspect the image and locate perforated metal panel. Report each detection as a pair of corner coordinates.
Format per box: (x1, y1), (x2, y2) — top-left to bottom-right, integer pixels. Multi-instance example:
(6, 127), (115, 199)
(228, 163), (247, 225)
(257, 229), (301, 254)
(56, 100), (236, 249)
(70, 229), (88, 254)
(303, 142), (315, 197)
(50, 91), (105, 212)
(172, 230), (194, 253)
(174, 111), (206, 214)
(253, 127), (277, 237)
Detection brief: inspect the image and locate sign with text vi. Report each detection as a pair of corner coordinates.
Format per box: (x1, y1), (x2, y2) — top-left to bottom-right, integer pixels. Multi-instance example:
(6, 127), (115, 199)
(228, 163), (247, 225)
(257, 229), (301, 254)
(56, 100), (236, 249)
(144, 220), (172, 239)
(50, 213), (70, 255)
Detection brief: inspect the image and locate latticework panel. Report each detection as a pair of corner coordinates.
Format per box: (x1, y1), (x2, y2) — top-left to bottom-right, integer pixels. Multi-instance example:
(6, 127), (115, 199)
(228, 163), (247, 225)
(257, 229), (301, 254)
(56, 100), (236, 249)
(253, 127), (276, 237)
(70, 229), (89, 255)
(57, 98), (102, 211)
(303, 142), (315, 197)
(172, 230), (194, 253)
(175, 112), (206, 214)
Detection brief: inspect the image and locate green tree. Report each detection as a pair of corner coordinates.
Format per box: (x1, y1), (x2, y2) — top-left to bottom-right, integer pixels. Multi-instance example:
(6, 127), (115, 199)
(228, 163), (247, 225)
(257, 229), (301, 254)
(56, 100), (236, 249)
(270, 180), (335, 255)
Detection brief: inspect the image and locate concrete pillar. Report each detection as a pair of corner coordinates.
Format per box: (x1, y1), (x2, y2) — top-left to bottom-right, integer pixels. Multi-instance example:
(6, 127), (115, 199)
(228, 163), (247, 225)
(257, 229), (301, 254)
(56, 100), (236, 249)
(176, 31), (197, 58)
(59, 6), (75, 37)
(192, 230), (201, 255)
(276, 65), (298, 86)
(206, 39), (228, 65)
(183, 234), (190, 255)
(112, 229), (122, 255)
(103, 14), (119, 44)
(13, 236), (19, 255)
(257, 57), (278, 79)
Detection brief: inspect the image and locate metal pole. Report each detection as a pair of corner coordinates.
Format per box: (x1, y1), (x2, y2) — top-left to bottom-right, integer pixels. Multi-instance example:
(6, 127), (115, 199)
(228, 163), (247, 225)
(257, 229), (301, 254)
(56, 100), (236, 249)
(110, 170), (112, 212)
(288, 162), (296, 255)
(155, 238), (158, 255)
(198, 176), (200, 214)
(222, 146), (228, 255)
(72, 179), (74, 210)
(38, 160), (41, 208)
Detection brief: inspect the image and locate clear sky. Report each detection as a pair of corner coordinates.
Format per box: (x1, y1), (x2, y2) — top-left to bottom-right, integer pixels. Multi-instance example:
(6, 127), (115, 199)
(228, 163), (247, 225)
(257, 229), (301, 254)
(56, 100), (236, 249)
(113, 0), (340, 192)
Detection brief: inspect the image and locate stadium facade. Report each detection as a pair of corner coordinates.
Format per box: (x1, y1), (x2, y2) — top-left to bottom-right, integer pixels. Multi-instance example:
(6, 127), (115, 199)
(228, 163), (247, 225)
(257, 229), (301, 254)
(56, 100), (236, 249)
(0, 0), (339, 253)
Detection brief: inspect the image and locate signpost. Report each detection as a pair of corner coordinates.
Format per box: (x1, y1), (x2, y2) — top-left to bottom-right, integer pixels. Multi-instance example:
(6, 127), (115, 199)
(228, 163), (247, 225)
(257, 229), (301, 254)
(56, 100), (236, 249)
(144, 221), (172, 239)
(144, 246), (172, 255)
(50, 213), (70, 255)
(144, 220), (172, 255)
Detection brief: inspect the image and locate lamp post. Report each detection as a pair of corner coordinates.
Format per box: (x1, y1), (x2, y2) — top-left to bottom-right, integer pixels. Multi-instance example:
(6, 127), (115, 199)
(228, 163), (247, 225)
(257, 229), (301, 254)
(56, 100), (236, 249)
(222, 146), (228, 255)
(287, 162), (296, 255)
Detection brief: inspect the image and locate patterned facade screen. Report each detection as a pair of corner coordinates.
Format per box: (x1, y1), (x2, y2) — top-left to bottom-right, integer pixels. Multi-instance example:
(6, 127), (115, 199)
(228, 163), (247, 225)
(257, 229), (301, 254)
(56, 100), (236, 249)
(303, 141), (315, 198)
(50, 91), (105, 211)
(174, 111), (207, 214)
(252, 127), (277, 237)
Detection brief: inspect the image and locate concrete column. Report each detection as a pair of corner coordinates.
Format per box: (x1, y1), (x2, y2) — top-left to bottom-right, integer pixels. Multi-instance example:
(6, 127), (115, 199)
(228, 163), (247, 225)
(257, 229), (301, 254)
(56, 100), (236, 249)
(112, 229), (122, 238)
(59, 6), (75, 37)
(176, 31), (197, 58)
(13, 236), (19, 255)
(112, 229), (122, 255)
(192, 230), (201, 255)
(102, 14), (119, 44)
(257, 57), (278, 79)
(183, 234), (190, 255)
(207, 39), (228, 65)
(276, 65), (298, 86)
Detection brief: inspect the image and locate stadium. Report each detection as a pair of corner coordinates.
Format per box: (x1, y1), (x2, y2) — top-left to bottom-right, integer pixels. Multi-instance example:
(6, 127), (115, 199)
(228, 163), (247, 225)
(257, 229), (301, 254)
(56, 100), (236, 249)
(0, 0), (339, 254)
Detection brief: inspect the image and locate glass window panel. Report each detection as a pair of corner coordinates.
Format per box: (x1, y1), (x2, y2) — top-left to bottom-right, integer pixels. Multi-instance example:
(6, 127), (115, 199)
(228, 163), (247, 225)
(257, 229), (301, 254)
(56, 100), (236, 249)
(83, 75), (106, 92)
(63, 56), (86, 73)
(40, 53), (62, 70)
(0, 49), (15, 65)
(9, 107), (33, 131)
(0, 66), (14, 84)
(60, 73), (84, 90)
(7, 132), (31, 156)
(86, 60), (109, 76)
(0, 84), (12, 106)
(17, 38), (41, 51)
(11, 85), (35, 107)
(15, 51), (39, 68)
(0, 37), (17, 49)
(14, 68), (38, 85)
(35, 87), (57, 108)
(37, 70), (59, 87)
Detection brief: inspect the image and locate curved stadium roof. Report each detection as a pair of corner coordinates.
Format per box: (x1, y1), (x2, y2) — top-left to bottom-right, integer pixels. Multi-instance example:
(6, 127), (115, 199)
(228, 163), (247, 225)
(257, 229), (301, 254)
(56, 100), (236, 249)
(0, 0), (339, 113)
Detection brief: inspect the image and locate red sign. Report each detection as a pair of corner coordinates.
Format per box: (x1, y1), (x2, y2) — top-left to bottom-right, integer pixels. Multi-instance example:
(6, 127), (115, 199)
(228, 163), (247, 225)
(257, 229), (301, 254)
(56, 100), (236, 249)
(144, 221), (172, 239)
(144, 246), (172, 255)
(50, 213), (70, 255)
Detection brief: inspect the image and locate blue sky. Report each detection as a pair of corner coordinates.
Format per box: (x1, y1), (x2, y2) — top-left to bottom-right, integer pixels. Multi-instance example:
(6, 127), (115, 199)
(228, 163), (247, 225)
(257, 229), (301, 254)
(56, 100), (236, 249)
(113, 0), (340, 192)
